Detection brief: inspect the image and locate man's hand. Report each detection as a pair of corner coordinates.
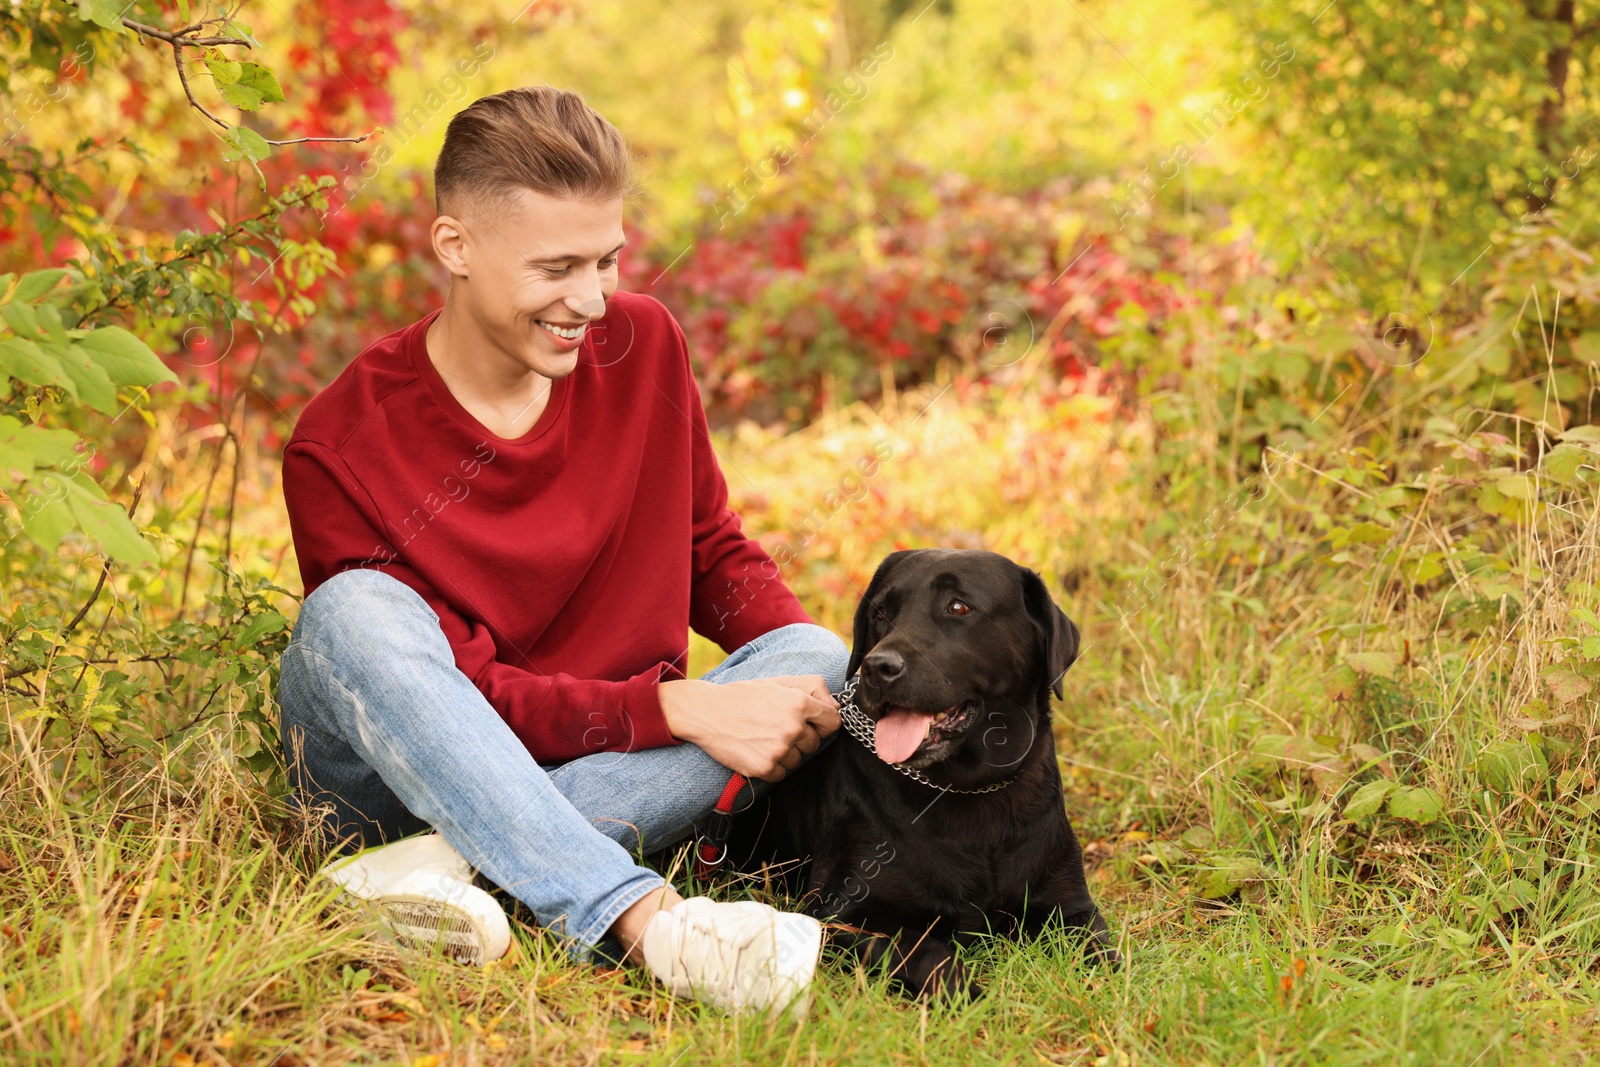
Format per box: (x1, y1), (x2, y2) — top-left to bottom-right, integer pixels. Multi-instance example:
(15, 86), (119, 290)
(658, 674), (840, 782)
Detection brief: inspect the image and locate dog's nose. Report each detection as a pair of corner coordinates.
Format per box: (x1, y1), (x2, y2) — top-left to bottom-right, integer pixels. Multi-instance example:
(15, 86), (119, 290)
(862, 648), (906, 684)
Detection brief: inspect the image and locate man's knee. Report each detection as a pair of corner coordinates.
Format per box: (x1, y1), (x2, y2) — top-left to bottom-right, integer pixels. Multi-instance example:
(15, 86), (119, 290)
(289, 568), (444, 662)
(768, 622), (851, 692)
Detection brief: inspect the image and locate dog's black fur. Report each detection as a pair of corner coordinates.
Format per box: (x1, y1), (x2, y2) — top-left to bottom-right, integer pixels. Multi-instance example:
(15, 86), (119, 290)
(728, 548), (1119, 999)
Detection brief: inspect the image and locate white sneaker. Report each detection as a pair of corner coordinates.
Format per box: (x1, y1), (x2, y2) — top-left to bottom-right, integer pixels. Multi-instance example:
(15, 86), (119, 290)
(640, 897), (823, 1017)
(320, 832), (511, 966)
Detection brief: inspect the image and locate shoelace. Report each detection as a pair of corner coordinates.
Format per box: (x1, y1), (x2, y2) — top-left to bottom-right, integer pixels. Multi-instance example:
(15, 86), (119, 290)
(678, 909), (763, 1003)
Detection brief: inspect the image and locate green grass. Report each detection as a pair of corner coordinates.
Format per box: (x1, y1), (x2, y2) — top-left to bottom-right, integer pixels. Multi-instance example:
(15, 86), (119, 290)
(4, 377), (1599, 1065)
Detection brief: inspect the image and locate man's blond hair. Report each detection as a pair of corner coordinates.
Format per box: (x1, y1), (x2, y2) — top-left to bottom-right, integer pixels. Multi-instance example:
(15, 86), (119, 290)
(434, 86), (636, 217)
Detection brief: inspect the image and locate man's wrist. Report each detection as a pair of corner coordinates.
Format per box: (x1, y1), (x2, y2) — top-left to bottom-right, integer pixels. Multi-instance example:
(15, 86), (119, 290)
(658, 677), (709, 742)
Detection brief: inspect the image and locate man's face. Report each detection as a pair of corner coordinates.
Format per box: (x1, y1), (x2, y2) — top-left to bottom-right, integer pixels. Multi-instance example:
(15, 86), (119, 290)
(436, 187), (625, 380)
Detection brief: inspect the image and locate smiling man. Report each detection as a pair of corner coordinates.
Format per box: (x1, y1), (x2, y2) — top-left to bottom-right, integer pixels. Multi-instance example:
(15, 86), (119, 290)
(277, 87), (848, 1015)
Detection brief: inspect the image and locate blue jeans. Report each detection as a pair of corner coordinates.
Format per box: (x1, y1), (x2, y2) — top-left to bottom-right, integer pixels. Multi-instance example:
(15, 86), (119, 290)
(277, 568), (850, 961)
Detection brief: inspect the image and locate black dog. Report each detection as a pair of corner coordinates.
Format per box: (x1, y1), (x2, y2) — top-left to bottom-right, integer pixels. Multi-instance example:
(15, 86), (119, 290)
(730, 548), (1119, 998)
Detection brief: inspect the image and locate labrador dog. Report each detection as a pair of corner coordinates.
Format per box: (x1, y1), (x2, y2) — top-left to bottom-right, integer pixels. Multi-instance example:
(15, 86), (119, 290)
(729, 548), (1119, 999)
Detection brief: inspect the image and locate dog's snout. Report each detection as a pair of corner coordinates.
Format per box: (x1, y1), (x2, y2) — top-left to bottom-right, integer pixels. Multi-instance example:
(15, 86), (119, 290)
(862, 648), (906, 684)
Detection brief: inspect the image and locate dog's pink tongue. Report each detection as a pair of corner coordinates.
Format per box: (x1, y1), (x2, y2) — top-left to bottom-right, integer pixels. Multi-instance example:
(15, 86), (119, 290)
(874, 708), (936, 764)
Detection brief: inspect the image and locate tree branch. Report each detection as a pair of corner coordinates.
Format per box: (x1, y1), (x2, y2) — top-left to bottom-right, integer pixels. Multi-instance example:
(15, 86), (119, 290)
(167, 37), (232, 131)
(124, 14), (373, 147)
(123, 19), (252, 48)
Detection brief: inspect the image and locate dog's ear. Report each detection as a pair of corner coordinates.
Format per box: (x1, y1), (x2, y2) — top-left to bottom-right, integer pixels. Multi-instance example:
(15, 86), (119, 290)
(847, 550), (917, 680)
(1020, 566), (1080, 701)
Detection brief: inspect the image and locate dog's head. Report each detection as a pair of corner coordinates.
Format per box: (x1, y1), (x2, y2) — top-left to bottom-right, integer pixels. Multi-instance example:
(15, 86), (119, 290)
(844, 548), (1080, 773)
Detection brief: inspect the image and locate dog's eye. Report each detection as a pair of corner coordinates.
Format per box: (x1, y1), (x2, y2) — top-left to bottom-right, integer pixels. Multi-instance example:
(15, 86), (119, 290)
(947, 599), (973, 617)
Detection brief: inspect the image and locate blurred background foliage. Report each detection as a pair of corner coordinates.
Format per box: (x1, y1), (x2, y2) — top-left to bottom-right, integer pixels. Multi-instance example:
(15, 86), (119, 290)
(3, 2), (1600, 1060)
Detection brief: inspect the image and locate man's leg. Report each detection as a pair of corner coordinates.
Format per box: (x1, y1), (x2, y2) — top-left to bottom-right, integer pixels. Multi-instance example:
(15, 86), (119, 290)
(542, 622), (852, 857)
(278, 568), (666, 959)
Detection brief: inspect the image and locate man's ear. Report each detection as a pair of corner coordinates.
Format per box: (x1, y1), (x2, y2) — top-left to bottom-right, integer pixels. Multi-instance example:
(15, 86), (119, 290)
(431, 214), (470, 278)
(846, 549), (917, 681)
(1020, 567), (1080, 701)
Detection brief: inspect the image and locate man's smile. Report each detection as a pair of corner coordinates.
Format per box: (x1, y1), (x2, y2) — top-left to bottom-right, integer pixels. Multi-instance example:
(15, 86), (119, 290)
(537, 319), (587, 341)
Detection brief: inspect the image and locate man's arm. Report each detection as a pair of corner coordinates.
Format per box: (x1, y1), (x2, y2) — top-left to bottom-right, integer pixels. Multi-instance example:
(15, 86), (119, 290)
(282, 440), (681, 762)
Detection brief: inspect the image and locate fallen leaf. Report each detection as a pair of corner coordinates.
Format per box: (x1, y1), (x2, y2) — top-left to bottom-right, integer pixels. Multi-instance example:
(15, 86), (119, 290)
(1343, 779), (1397, 820)
(1346, 651), (1399, 680)
(1386, 786), (1445, 824)
(1542, 669), (1593, 706)
(1476, 740), (1547, 794)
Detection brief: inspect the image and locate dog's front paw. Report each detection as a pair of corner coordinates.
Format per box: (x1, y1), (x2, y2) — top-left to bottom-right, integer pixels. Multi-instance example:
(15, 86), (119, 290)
(1085, 912), (1122, 969)
(1092, 939), (1123, 970)
(913, 955), (982, 1002)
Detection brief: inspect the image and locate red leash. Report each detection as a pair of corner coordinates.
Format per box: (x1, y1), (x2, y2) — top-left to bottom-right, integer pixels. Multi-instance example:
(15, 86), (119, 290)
(693, 772), (749, 881)
(692, 677), (856, 881)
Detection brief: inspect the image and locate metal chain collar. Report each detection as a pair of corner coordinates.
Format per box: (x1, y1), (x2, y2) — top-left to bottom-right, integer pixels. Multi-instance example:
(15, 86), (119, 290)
(834, 675), (1019, 795)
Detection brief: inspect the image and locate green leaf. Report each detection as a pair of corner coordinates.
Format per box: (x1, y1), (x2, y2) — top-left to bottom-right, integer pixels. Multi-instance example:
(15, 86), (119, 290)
(1559, 424), (1600, 443)
(217, 63), (285, 111)
(1343, 779), (1397, 820)
(2, 300), (40, 337)
(204, 56), (244, 86)
(1478, 338), (1512, 376)
(1386, 786), (1444, 824)
(1315, 325), (1361, 355)
(1325, 662), (1360, 701)
(73, 0), (126, 30)
(0, 337), (73, 395)
(1495, 473), (1538, 501)
(222, 20), (262, 48)
(1194, 855), (1272, 900)
(221, 126), (273, 164)
(76, 327), (179, 387)
(1250, 733), (1294, 759)
(1570, 334), (1600, 366)
(1544, 444), (1588, 484)
(1347, 651), (1399, 679)
(234, 611), (289, 648)
(42, 341), (117, 415)
(34, 303), (68, 345)
(0, 416), (81, 482)
(1477, 739), (1547, 793)
(19, 490), (75, 550)
(1368, 923), (1412, 947)
(10, 268), (70, 303)
(63, 475), (156, 566)
(1541, 668), (1593, 706)
(1496, 877), (1538, 914)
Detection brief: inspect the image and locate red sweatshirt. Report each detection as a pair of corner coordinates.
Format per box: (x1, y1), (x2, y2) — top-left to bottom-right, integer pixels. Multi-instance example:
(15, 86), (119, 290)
(281, 291), (814, 762)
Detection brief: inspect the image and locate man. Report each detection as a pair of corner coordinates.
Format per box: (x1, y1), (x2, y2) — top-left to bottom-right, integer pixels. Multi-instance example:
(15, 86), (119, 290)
(278, 86), (849, 1015)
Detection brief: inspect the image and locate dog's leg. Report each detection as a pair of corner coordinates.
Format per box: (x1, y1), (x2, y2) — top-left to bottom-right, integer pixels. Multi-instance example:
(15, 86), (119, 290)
(1021, 902), (1122, 968)
(822, 914), (981, 1001)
